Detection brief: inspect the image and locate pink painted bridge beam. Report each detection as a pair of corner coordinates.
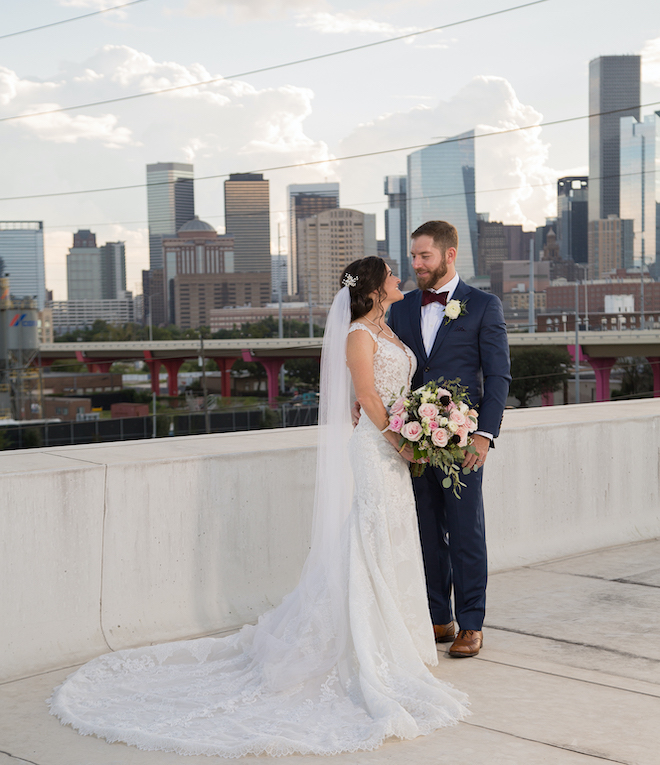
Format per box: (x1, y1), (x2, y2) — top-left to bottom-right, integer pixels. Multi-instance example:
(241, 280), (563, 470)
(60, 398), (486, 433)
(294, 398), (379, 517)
(162, 358), (184, 396)
(210, 357), (238, 398)
(242, 350), (287, 404)
(647, 357), (660, 398)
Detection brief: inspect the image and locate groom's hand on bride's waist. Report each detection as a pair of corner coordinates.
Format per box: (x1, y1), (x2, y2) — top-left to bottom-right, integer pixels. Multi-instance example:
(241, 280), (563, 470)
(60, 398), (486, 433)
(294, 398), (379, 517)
(351, 400), (362, 427)
(462, 433), (491, 471)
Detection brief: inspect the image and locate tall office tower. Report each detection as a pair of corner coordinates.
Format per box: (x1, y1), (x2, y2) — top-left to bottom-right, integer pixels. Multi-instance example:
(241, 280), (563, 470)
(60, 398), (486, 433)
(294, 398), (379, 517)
(588, 216), (634, 278)
(100, 241), (127, 300)
(0, 221), (46, 309)
(161, 217), (235, 325)
(384, 176), (409, 284)
(224, 173), (271, 273)
(407, 130), (477, 279)
(557, 177), (589, 263)
(67, 229), (102, 300)
(620, 112), (660, 272)
(287, 183), (339, 297)
(297, 208), (377, 306)
(476, 216), (509, 276)
(271, 254), (287, 302)
(146, 162), (195, 270)
(589, 56), (641, 221)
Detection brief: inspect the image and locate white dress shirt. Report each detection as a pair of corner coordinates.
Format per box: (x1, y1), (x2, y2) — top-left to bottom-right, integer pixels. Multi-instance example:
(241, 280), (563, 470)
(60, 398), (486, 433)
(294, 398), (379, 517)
(420, 273), (459, 356)
(420, 273), (493, 443)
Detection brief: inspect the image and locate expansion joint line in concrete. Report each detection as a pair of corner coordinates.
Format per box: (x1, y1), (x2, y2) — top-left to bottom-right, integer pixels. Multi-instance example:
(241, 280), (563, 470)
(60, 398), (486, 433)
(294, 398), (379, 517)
(526, 566), (660, 590)
(475, 657), (660, 700)
(0, 750), (41, 765)
(484, 624), (660, 664)
(462, 723), (631, 763)
(98, 463), (113, 653)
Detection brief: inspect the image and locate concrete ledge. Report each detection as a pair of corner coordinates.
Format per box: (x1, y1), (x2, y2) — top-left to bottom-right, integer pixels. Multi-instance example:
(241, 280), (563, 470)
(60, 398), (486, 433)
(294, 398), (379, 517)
(1, 400), (659, 682)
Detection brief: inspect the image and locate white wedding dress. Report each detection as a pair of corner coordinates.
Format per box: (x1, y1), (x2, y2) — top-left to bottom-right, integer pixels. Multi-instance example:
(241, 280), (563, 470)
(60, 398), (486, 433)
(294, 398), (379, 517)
(48, 317), (469, 758)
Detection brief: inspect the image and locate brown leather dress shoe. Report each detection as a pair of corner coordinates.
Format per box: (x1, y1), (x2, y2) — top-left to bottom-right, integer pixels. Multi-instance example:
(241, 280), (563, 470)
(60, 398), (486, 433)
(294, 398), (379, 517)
(433, 622), (456, 643)
(448, 629), (483, 657)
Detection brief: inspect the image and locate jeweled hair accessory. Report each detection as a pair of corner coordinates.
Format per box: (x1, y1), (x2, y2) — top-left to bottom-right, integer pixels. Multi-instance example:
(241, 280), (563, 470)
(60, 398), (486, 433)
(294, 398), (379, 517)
(342, 273), (358, 288)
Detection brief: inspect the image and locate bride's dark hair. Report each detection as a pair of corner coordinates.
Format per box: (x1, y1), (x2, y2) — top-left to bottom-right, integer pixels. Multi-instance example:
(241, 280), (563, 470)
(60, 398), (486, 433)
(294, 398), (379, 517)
(340, 257), (388, 321)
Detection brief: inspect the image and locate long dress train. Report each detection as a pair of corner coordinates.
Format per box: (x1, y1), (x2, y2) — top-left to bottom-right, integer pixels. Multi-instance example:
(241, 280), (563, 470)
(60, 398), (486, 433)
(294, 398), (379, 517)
(48, 317), (469, 758)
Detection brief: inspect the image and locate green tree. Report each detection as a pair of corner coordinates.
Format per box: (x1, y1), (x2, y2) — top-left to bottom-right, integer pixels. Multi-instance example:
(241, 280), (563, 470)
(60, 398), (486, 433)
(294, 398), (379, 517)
(611, 357), (653, 399)
(509, 347), (572, 407)
(284, 358), (320, 389)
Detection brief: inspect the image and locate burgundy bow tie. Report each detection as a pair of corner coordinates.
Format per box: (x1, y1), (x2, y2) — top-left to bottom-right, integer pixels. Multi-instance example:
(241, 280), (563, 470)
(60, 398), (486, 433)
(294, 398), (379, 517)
(421, 290), (449, 307)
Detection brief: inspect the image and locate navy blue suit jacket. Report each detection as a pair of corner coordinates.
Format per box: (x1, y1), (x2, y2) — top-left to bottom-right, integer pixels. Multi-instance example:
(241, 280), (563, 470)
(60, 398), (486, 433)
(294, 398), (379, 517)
(389, 280), (511, 439)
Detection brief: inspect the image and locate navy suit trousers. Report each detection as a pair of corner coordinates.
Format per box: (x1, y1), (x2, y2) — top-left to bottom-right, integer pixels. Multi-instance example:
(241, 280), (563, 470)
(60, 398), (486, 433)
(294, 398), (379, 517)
(412, 464), (487, 631)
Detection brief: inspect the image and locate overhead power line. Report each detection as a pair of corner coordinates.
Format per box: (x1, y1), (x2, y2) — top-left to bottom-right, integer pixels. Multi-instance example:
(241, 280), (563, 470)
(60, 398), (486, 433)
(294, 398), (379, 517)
(0, 0), (550, 124)
(0, 0), (150, 41)
(1, 99), (658, 204)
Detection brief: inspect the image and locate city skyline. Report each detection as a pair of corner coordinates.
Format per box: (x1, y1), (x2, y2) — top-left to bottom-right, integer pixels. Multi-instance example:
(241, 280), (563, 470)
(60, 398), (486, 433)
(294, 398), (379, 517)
(2, 0), (660, 299)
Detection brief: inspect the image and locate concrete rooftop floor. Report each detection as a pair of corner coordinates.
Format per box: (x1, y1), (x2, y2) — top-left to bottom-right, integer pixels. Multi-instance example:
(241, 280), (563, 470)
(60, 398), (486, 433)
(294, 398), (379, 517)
(2, 538), (660, 765)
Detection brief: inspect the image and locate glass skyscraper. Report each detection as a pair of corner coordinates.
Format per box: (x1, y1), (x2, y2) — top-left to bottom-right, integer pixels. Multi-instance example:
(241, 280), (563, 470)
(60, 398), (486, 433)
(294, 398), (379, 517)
(620, 112), (660, 271)
(146, 162), (195, 270)
(0, 221), (46, 309)
(557, 177), (589, 263)
(588, 56), (641, 221)
(224, 173), (271, 274)
(287, 183), (339, 296)
(407, 130), (477, 279)
(384, 176), (409, 282)
(100, 241), (127, 300)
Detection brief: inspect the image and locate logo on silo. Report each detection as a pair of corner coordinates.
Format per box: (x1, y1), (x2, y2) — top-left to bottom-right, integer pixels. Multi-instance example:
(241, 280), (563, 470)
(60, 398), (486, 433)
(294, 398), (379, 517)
(9, 313), (37, 328)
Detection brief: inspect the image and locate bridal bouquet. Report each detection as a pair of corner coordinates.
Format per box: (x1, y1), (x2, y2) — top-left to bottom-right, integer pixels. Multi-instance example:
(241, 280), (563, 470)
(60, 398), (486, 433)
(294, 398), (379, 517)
(385, 379), (478, 496)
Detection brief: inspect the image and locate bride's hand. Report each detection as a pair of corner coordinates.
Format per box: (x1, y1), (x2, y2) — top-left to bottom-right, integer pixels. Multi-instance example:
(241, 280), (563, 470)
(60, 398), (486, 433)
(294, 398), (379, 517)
(398, 443), (416, 462)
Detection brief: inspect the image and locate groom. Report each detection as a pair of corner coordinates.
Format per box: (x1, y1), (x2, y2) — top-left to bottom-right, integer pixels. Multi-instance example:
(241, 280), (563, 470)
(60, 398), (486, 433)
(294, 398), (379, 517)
(389, 220), (511, 658)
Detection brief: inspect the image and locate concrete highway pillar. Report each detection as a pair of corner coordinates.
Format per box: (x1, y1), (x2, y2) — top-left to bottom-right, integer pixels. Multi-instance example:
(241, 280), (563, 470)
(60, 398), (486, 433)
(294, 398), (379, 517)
(647, 357), (660, 398)
(161, 359), (184, 397)
(584, 356), (617, 402)
(242, 351), (285, 404)
(91, 362), (112, 374)
(210, 357), (238, 398)
(143, 351), (161, 395)
(541, 391), (554, 406)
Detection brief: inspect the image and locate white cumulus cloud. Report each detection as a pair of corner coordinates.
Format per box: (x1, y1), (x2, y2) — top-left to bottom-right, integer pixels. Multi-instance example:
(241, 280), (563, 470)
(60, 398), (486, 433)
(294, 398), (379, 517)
(182, 0), (318, 19)
(295, 11), (418, 37)
(642, 36), (660, 87)
(338, 76), (559, 232)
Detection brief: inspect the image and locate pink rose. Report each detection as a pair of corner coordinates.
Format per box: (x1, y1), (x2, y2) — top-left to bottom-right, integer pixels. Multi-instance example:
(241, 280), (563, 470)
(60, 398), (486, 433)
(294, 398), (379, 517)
(390, 396), (406, 415)
(449, 409), (466, 426)
(431, 428), (449, 448)
(437, 388), (451, 398)
(418, 403), (439, 419)
(388, 415), (404, 433)
(401, 421), (423, 442)
(445, 401), (456, 412)
(467, 409), (478, 432)
(457, 425), (469, 447)
(428, 419), (439, 431)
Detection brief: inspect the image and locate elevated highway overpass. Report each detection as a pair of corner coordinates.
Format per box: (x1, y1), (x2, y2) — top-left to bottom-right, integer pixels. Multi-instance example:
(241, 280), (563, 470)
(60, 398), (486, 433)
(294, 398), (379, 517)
(38, 330), (660, 402)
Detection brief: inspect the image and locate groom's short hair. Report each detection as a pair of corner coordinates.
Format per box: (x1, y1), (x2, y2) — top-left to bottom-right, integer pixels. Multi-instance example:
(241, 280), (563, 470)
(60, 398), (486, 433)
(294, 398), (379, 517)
(412, 221), (458, 253)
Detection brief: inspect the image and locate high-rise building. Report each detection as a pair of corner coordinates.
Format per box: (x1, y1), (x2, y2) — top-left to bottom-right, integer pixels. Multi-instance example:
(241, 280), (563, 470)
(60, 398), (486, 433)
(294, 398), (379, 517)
(224, 173), (271, 273)
(620, 112), (660, 272)
(146, 162), (195, 270)
(588, 216), (634, 278)
(67, 230), (102, 300)
(161, 217), (235, 325)
(297, 208), (377, 306)
(384, 176), (409, 283)
(100, 242), (127, 300)
(287, 183), (339, 296)
(476, 216), (509, 276)
(557, 177), (589, 263)
(407, 131), (477, 279)
(0, 221), (46, 309)
(588, 56), (641, 222)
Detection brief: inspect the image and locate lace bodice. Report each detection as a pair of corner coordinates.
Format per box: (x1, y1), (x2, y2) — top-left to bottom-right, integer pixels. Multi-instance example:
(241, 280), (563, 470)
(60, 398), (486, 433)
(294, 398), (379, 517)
(348, 322), (417, 404)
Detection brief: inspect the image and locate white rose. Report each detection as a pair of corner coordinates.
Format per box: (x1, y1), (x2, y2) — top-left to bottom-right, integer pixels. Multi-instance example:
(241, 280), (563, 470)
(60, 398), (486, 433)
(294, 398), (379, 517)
(459, 402), (469, 414)
(439, 417), (449, 427)
(447, 421), (459, 434)
(445, 300), (461, 320)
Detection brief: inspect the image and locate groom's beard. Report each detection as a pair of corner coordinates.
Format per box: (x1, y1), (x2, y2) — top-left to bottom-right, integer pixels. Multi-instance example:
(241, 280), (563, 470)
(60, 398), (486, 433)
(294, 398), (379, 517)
(415, 255), (448, 291)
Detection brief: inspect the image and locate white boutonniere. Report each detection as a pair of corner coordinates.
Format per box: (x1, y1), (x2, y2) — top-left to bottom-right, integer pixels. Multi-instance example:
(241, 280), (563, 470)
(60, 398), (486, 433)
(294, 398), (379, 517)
(444, 299), (468, 325)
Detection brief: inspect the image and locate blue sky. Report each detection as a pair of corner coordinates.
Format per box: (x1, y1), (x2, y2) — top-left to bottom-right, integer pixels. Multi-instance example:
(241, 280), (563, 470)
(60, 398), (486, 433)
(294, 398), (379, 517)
(2, 0), (660, 298)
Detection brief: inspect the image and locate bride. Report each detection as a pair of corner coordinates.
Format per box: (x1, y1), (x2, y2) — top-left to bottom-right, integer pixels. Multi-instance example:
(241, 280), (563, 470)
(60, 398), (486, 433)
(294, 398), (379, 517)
(49, 256), (469, 758)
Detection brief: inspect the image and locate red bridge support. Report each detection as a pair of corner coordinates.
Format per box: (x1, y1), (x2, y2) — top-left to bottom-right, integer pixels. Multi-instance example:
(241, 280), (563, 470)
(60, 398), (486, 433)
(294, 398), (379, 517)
(647, 357), (660, 397)
(242, 351), (286, 404)
(210, 357), (238, 398)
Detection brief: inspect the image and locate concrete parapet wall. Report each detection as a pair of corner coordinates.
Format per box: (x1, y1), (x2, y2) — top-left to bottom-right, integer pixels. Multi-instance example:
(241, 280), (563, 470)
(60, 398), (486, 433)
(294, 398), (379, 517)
(1, 400), (659, 682)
